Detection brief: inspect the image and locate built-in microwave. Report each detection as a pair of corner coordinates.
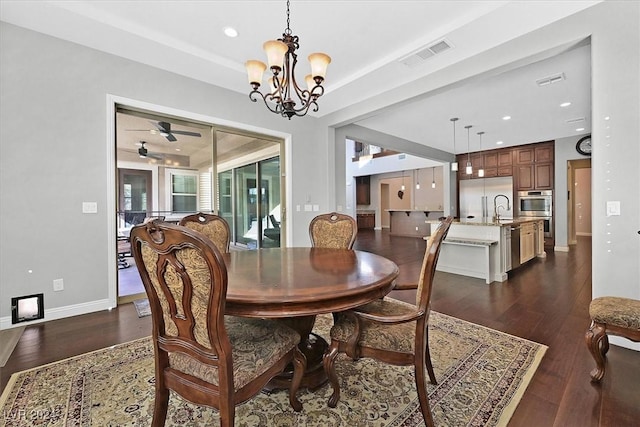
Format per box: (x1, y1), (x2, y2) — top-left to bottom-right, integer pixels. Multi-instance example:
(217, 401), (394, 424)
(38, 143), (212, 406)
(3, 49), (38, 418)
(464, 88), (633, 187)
(517, 190), (552, 217)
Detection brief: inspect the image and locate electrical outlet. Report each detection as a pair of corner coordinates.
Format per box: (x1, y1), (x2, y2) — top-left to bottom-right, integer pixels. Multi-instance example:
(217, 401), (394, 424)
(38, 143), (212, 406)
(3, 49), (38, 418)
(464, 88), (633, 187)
(53, 278), (64, 291)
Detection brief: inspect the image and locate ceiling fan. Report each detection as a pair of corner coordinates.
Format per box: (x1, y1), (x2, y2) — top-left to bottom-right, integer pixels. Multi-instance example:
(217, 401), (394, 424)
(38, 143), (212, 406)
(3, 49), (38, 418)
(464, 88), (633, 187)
(137, 141), (163, 160)
(128, 120), (202, 142)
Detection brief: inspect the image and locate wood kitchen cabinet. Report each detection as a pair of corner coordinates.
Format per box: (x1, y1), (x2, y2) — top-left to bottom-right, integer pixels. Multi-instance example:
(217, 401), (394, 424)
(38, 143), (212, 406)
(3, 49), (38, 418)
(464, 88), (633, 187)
(515, 163), (553, 191)
(514, 142), (554, 191)
(520, 222), (536, 263)
(457, 147), (513, 179)
(483, 151), (513, 178)
(355, 175), (370, 205)
(356, 212), (375, 229)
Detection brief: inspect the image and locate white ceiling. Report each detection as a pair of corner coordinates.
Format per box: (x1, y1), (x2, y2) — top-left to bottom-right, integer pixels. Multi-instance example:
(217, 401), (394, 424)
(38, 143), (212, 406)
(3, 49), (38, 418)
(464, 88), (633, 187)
(1, 1), (597, 157)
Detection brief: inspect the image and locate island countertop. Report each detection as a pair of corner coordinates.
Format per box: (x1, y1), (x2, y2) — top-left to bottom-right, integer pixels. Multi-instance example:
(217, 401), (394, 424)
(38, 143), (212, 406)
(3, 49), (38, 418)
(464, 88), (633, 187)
(427, 217), (544, 227)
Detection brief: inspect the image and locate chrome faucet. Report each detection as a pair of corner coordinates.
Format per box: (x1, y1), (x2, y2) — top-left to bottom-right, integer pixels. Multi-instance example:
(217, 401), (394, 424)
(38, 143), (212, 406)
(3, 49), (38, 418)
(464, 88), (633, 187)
(493, 194), (511, 221)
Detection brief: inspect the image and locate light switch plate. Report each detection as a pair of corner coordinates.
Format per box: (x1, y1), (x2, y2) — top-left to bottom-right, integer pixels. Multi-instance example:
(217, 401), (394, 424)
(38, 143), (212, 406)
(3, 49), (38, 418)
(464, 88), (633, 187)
(82, 202), (98, 214)
(606, 201), (621, 216)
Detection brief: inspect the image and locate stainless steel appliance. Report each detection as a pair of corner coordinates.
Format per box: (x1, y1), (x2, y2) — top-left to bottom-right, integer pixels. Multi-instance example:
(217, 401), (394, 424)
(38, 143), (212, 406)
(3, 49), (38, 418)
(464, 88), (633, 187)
(517, 190), (552, 217)
(511, 225), (521, 269)
(517, 190), (553, 239)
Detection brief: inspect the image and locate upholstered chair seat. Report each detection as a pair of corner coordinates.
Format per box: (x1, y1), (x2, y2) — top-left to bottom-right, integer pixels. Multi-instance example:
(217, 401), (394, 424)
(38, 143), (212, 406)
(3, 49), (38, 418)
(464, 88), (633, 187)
(585, 296), (640, 382)
(169, 316), (301, 390)
(330, 299), (418, 353)
(589, 297), (640, 329)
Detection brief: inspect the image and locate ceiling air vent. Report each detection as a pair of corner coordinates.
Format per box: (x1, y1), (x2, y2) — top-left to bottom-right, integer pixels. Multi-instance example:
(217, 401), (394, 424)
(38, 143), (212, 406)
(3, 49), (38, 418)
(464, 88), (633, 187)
(399, 39), (453, 68)
(536, 72), (565, 86)
(566, 117), (585, 124)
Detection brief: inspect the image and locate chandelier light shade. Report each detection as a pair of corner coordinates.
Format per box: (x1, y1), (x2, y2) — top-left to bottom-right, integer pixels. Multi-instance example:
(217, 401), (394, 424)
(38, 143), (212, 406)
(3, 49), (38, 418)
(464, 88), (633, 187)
(465, 125), (473, 175)
(415, 169), (420, 190)
(401, 171), (405, 191)
(450, 118), (459, 171)
(245, 0), (331, 119)
(431, 167), (436, 188)
(477, 131), (485, 177)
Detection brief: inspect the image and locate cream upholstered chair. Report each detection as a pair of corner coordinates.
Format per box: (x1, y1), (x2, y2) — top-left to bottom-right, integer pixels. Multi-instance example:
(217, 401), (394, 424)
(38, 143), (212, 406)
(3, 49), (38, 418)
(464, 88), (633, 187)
(309, 212), (357, 249)
(130, 220), (305, 427)
(323, 217), (453, 427)
(179, 212), (230, 254)
(585, 296), (640, 381)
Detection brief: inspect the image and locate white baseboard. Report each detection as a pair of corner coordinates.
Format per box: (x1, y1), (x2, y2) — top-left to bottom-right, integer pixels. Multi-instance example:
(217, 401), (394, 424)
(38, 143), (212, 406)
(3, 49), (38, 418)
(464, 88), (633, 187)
(374, 226), (383, 230)
(554, 246), (570, 252)
(610, 337), (640, 352)
(0, 299), (113, 330)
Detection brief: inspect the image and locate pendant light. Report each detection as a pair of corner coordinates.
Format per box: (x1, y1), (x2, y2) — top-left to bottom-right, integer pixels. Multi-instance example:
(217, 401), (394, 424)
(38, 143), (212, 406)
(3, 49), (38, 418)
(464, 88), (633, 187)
(415, 169), (420, 189)
(465, 125), (473, 175)
(450, 118), (459, 171)
(431, 167), (436, 188)
(477, 131), (485, 177)
(401, 171), (405, 191)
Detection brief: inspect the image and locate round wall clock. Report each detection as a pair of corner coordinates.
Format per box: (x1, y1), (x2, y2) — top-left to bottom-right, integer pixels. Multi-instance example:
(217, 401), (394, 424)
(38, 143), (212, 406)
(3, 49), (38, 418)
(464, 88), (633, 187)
(576, 135), (592, 156)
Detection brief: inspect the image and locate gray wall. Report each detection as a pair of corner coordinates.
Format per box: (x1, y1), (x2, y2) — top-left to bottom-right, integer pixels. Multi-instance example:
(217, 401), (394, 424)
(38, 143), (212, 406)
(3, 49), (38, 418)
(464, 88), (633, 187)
(0, 22), (328, 323)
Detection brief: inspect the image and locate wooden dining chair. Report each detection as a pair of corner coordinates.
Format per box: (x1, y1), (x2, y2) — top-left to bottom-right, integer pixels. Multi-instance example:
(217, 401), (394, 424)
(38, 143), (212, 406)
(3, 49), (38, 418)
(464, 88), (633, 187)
(323, 216), (453, 427)
(309, 212), (358, 249)
(179, 212), (231, 254)
(129, 220), (306, 427)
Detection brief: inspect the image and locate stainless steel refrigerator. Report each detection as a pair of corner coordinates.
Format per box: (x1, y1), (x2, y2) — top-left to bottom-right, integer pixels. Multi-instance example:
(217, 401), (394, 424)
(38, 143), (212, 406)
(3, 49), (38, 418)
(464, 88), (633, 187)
(459, 176), (514, 220)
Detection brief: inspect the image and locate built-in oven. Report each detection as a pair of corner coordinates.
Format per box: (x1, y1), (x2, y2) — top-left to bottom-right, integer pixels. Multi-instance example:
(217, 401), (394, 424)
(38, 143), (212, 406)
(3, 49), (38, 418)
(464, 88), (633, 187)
(517, 190), (553, 239)
(518, 190), (552, 217)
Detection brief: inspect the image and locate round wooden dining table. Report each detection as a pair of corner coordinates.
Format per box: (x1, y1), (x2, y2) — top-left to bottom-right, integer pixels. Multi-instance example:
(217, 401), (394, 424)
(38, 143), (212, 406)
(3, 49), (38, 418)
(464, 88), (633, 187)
(222, 247), (399, 389)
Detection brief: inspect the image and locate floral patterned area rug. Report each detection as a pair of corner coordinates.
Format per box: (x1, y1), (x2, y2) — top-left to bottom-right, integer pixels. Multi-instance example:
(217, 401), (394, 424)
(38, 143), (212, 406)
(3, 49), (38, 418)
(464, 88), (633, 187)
(0, 312), (546, 427)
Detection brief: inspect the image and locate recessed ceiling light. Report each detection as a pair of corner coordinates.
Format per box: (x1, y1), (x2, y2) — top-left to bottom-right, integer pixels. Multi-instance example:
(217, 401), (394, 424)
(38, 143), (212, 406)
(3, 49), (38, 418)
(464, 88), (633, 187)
(560, 102), (571, 107)
(604, 116), (610, 121)
(576, 127), (585, 132)
(496, 141), (504, 145)
(502, 115), (511, 121)
(223, 27), (238, 38)
(175, 148), (181, 152)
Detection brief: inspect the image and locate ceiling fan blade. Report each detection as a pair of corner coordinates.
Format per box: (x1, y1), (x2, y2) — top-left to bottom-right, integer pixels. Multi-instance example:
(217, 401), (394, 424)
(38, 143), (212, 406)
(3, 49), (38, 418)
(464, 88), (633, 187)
(171, 130), (202, 137)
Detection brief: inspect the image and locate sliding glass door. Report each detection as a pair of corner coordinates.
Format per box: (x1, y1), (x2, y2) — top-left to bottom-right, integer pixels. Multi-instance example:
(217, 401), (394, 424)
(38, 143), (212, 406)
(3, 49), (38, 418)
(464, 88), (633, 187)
(221, 156), (280, 249)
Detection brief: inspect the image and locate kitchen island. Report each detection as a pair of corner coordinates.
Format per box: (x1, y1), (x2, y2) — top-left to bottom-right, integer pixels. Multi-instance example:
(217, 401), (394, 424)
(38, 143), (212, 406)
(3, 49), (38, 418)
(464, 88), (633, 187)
(430, 217), (545, 284)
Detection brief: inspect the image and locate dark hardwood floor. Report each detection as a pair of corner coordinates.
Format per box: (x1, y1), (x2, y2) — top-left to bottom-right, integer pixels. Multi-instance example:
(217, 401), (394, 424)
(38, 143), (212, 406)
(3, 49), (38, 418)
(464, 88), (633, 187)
(1, 230), (638, 426)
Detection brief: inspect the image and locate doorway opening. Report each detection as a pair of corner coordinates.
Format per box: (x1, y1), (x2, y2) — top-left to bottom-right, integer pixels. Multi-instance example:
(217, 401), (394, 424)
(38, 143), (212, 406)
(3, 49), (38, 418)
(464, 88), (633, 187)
(567, 158), (592, 246)
(115, 107), (283, 303)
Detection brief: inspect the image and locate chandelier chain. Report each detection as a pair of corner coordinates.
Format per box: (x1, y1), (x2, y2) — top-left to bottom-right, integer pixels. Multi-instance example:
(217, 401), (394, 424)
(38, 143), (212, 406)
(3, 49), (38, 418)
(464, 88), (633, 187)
(285, 0), (291, 34)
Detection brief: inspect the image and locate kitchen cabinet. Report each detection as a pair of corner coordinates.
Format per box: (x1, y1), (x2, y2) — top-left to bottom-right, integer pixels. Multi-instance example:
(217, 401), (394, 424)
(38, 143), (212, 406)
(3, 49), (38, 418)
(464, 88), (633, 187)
(534, 220), (545, 256)
(515, 163), (553, 190)
(457, 147), (513, 180)
(520, 222), (536, 263)
(514, 142), (554, 191)
(357, 212), (375, 229)
(482, 151), (513, 178)
(356, 175), (370, 205)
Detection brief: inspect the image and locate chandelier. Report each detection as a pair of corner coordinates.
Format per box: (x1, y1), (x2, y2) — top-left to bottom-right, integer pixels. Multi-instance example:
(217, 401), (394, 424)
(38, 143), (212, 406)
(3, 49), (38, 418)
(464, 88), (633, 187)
(245, 0), (331, 119)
